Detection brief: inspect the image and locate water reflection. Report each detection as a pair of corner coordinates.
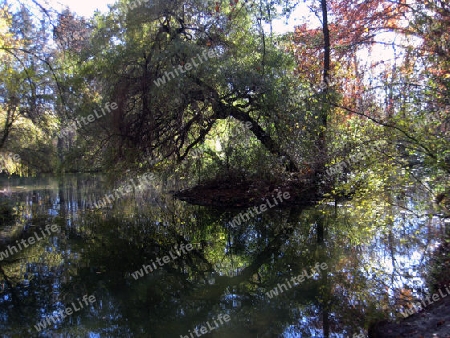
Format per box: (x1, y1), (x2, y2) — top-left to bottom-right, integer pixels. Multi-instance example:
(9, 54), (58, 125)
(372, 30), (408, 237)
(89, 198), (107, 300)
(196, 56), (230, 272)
(0, 175), (446, 337)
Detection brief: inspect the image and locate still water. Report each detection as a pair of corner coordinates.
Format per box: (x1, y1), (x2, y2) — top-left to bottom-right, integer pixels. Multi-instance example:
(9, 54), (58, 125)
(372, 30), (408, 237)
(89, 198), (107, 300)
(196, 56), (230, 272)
(0, 174), (446, 337)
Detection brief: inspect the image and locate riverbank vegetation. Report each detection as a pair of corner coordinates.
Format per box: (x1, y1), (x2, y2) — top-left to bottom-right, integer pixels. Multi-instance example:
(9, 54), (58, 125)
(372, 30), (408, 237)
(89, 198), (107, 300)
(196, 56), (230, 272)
(0, 0), (447, 206)
(0, 0), (449, 335)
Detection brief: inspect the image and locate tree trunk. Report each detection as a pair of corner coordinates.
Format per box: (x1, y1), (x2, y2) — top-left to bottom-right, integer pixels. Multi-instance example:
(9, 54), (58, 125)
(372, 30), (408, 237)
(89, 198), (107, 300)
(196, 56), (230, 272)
(188, 78), (299, 172)
(214, 101), (299, 172)
(315, 0), (331, 178)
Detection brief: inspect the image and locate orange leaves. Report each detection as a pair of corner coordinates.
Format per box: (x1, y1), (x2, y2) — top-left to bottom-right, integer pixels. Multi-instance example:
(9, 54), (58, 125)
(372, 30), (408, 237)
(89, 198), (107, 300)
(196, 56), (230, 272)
(327, 0), (405, 45)
(213, 0), (241, 22)
(398, 288), (413, 304)
(290, 0), (411, 118)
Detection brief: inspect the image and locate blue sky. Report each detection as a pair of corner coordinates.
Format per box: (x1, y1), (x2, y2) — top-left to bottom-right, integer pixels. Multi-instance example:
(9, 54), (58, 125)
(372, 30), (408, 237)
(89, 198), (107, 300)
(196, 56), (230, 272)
(49, 0), (113, 17)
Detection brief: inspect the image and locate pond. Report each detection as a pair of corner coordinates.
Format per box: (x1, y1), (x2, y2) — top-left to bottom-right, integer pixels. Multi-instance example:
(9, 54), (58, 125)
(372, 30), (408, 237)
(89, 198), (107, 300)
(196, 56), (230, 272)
(0, 174), (446, 337)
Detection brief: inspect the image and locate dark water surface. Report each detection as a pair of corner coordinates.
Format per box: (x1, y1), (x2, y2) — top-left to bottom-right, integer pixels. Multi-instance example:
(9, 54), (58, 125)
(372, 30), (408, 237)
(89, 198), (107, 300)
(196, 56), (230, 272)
(0, 175), (446, 337)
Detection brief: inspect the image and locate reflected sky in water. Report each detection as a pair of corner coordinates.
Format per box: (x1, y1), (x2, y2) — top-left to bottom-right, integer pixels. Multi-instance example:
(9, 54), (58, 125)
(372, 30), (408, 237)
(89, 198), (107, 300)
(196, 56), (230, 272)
(0, 175), (446, 337)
